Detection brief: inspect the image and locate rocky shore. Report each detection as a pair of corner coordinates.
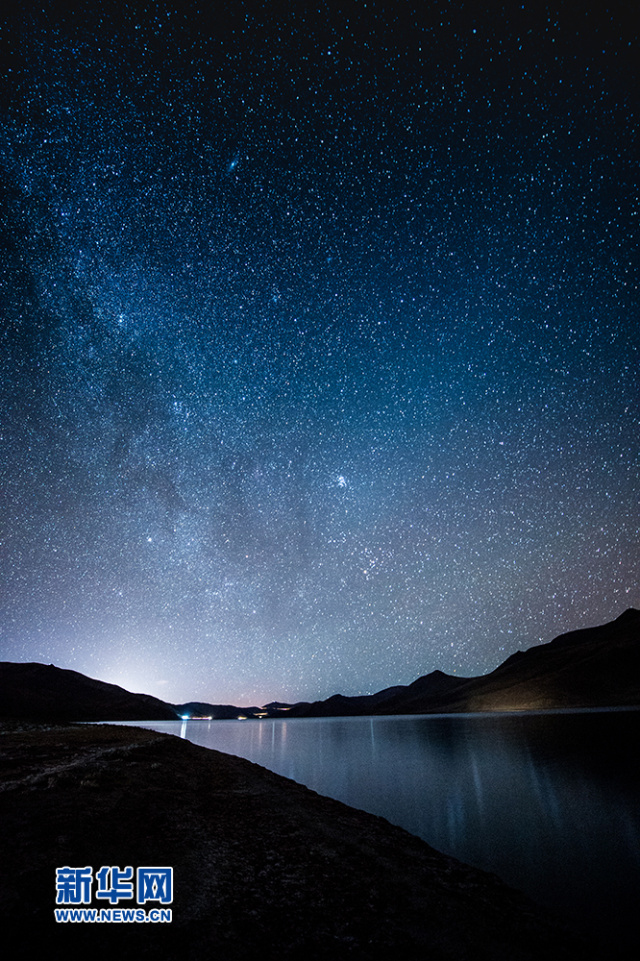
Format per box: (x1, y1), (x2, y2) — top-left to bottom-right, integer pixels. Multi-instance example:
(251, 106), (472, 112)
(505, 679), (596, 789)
(0, 722), (595, 960)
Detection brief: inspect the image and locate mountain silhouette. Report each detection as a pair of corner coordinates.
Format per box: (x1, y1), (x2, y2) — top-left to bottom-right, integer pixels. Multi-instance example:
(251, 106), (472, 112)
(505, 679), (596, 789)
(291, 608), (640, 717)
(0, 662), (178, 721)
(2, 610), (638, 721)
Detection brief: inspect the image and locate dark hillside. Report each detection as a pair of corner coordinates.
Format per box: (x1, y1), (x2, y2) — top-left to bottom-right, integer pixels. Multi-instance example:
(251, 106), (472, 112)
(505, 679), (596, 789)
(0, 662), (178, 721)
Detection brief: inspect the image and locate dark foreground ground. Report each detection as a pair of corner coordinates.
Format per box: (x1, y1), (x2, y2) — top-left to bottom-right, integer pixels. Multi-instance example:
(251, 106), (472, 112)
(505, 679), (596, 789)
(0, 722), (597, 961)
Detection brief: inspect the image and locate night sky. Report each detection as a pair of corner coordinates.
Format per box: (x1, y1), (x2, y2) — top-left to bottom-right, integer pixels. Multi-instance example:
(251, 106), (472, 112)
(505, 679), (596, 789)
(1, 1), (638, 705)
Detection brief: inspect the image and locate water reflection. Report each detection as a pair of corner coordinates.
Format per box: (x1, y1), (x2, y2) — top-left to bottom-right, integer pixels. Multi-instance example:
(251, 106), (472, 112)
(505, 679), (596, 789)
(130, 710), (640, 955)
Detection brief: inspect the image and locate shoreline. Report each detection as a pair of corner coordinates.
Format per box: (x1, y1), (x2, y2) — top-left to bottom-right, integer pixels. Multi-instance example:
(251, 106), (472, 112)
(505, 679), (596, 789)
(0, 722), (597, 959)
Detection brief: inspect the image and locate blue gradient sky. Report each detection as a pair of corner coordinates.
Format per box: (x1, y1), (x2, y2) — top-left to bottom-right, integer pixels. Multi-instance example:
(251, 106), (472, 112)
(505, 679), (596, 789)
(1, 1), (637, 704)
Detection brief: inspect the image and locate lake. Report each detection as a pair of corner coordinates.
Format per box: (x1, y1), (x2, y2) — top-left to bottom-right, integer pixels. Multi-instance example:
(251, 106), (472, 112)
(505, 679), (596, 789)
(123, 709), (640, 956)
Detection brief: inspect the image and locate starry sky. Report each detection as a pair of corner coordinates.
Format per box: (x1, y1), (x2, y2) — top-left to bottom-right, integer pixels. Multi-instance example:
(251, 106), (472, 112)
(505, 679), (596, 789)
(1, 1), (638, 705)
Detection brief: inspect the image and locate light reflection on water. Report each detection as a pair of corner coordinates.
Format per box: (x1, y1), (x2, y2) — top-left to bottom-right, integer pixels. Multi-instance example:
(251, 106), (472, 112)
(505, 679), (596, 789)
(124, 710), (640, 954)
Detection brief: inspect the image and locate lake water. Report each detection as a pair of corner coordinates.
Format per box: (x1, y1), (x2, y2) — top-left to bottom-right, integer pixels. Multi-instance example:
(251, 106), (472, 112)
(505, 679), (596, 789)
(124, 709), (640, 955)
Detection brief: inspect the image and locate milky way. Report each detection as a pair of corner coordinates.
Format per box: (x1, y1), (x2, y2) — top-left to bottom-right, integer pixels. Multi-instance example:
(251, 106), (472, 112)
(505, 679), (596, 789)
(1, 2), (637, 704)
